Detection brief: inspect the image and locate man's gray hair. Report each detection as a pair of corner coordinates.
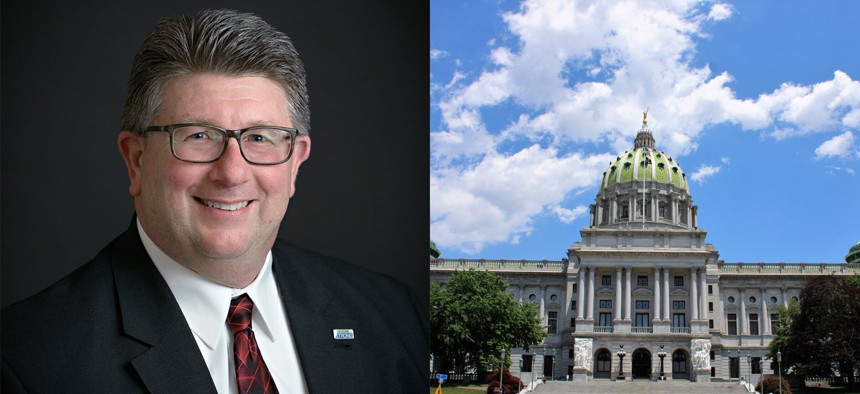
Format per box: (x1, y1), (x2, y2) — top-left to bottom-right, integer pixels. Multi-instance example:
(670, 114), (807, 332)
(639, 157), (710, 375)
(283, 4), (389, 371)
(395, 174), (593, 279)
(121, 9), (310, 134)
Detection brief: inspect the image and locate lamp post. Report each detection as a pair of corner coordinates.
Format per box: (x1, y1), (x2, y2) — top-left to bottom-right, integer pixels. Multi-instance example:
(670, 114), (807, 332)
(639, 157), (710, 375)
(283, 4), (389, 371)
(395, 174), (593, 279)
(657, 345), (667, 381)
(777, 349), (782, 394)
(746, 355), (751, 389)
(617, 345), (627, 380)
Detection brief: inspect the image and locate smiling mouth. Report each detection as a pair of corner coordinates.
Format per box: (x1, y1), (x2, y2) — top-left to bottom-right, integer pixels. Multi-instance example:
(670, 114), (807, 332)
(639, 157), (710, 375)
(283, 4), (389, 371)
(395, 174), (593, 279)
(195, 198), (251, 211)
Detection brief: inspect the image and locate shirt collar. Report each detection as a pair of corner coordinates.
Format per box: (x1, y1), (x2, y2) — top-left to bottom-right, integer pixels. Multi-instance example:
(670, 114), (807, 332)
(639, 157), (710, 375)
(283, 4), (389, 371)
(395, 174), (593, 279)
(137, 219), (280, 349)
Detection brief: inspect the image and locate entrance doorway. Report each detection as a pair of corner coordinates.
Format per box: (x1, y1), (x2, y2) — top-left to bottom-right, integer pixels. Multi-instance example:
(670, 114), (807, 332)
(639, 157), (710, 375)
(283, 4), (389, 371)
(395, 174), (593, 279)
(543, 355), (554, 379)
(632, 349), (652, 379)
(594, 349), (612, 379)
(672, 350), (690, 380)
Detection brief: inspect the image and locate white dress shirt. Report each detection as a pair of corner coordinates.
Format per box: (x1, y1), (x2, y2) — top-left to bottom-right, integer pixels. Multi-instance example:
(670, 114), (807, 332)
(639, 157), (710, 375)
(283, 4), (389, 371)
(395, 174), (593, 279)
(137, 220), (308, 394)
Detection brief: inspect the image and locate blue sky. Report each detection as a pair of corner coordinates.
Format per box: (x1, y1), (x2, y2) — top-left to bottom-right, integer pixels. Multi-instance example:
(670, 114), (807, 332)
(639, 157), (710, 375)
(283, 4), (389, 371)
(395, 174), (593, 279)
(430, 0), (860, 263)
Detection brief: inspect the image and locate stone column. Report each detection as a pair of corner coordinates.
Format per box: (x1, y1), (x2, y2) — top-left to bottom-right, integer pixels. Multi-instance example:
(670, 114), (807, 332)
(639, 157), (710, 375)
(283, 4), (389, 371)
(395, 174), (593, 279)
(519, 284), (525, 302)
(596, 203), (604, 226)
(671, 198), (678, 225)
(629, 194), (636, 220)
(663, 268), (671, 320)
(686, 204), (692, 226)
(589, 205), (594, 227)
(540, 285), (547, 324)
(699, 269), (707, 320)
(577, 270), (586, 320)
(615, 267), (623, 322)
(761, 288), (770, 335)
(691, 269), (699, 321)
(587, 268), (595, 320)
(781, 287), (788, 307)
(610, 198), (617, 224)
(651, 193), (658, 221)
(653, 267), (661, 322)
(625, 267), (632, 320)
(740, 289), (748, 335)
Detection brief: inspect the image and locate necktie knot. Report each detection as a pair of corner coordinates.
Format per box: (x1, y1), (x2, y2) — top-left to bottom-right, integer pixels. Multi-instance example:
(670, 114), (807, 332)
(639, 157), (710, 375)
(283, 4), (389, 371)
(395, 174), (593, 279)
(228, 293), (255, 336)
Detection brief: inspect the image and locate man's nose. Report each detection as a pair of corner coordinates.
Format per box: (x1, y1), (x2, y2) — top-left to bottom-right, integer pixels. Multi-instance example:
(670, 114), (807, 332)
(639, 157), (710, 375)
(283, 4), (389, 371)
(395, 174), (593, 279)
(209, 139), (251, 185)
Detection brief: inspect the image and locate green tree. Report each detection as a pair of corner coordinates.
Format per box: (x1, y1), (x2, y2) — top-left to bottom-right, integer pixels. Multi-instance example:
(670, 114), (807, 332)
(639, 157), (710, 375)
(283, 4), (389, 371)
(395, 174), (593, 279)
(430, 270), (546, 375)
(773, 276), (860, 385)
(767, 298), (800, 374)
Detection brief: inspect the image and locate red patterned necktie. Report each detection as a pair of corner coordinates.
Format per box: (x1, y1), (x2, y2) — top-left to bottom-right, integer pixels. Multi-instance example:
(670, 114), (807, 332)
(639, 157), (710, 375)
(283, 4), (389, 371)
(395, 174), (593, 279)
(227, 293), (279, 394)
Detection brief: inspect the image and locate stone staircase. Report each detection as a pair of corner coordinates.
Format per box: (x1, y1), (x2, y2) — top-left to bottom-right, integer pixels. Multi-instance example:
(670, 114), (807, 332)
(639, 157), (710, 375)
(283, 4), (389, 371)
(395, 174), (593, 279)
(530, 379), (749, 393)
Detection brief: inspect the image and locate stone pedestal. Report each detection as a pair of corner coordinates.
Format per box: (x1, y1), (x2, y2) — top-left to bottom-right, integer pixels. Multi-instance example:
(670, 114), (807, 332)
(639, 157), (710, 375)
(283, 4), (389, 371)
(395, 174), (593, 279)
(694, 369), (711, 383)
(572, 367), (590, 382)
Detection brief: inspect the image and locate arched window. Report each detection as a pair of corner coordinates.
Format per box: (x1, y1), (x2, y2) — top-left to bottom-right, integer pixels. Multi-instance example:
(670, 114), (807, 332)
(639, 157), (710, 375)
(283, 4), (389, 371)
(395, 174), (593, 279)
(596, 349), (612, 372)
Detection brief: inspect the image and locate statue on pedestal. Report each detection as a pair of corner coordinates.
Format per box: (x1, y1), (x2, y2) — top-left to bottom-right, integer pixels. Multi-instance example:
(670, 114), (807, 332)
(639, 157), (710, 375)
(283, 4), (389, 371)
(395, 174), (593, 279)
(691, 339), (711, 370)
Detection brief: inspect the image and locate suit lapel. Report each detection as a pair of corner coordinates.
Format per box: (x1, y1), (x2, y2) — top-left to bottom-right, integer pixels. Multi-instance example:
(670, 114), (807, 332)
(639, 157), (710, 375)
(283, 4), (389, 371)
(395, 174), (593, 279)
(111, 224), (216, 394)
(272, 245), (369, 392)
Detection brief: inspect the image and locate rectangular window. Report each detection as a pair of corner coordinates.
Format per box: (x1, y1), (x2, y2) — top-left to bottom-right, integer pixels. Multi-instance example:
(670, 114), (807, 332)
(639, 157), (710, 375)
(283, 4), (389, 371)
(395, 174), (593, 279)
(635, 313), (650, 327)
(708, 285), (713, 294)
(637, 276), (648, 286)
(672, 313), (686, 328)
(709, 319), (714, 329)
(710, 351), (715, 361)
(752, 357), (762, 374)
(522, 355), (533, 372)
(749, 313), (759, 335)
(771, 313), (779, 334)
(674, 276), (684, 287)
(548, 311), (558, 334)
(598, 312), (613, 327)
(708, 302), (714, 312)
(572, 283), (578, 293)
(727, 313), (737, 335)
(729, 358), (739, 378)
(635, 300), (649, 309)
(711, 367), (716, 377)
(570, 318), (576, 327)
(571, 300), (577, 311)
(601, 275), (611, 286)
(599, 299), (612, 309)
(673, 300), (685, 310)
(569, 349), (574, 359)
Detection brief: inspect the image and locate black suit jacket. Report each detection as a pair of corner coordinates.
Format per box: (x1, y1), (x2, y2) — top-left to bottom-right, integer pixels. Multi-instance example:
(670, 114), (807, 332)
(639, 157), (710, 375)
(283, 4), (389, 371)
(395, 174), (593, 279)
(1, 223), (428, 393)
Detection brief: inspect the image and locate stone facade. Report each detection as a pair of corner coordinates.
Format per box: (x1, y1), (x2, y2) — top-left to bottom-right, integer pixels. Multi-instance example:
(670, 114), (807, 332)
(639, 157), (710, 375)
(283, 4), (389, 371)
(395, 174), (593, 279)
(430, 122), (859, 383)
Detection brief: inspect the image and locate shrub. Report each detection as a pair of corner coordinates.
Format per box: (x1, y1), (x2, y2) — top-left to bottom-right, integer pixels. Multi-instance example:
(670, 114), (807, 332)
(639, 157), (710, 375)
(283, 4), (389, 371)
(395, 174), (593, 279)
(756, 376), (791, 394)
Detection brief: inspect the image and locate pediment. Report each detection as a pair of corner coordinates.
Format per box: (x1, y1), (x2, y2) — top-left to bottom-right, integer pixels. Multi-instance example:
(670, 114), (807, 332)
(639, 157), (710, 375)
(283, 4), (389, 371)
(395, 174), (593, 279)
(670, 289), (689, 296)
(596, 288), (615, 295)
(633, 288), (654, 296)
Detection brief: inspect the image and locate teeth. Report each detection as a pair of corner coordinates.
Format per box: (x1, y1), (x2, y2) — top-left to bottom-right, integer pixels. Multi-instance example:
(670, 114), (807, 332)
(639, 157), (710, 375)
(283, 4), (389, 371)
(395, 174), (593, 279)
(201, 199), (250, 211)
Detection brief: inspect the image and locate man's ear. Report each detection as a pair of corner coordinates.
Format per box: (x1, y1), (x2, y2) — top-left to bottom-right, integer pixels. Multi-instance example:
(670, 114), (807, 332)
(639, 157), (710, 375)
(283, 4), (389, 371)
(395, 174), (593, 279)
(288, 137), (311, 198)
(118, 131), (145, 197)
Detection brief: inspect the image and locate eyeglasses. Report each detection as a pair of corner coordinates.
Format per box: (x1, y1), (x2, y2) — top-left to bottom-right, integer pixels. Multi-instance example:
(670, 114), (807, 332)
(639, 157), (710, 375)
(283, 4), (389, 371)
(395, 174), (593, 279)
(144, 123), (304, 165)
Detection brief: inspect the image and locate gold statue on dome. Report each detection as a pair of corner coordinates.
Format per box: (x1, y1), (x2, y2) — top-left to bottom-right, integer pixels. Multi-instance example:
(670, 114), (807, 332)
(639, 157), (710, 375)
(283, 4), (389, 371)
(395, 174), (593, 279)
(643, 109), (648, 125)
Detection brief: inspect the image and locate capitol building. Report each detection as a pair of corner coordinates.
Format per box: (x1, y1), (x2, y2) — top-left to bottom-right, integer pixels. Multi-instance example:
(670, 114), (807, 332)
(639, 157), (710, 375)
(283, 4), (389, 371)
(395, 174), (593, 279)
(430, 118), (860, 383)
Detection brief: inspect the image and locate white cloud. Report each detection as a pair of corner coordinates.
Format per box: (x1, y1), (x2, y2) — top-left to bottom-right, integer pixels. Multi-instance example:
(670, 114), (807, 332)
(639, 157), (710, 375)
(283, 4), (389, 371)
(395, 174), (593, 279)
(720, 157), (731, 164)
(553, 205), (588, 224)
(690, 165), (721, 184)
(824, 165), (856, 176)
(430, 49), (449, 60)
(708, 3), (733, 21)
(431, 147), (612, 253)
(815, 131), (857, 159)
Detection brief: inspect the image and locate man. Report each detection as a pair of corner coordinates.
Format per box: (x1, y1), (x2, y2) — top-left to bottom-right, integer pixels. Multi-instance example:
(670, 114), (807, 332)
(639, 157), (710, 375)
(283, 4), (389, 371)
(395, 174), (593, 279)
(1, 10), (427, 393)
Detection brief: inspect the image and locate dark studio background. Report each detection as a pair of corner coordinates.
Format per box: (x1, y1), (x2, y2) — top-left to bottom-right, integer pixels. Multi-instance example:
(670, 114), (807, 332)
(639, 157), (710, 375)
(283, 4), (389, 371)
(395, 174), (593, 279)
(0, 1), (430, 310)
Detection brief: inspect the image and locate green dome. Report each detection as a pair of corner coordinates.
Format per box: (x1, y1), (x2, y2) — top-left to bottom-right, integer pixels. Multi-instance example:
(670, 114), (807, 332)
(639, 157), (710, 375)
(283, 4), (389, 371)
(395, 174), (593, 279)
(846, 241), (860, 264)
(599, 130), (689, 193)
